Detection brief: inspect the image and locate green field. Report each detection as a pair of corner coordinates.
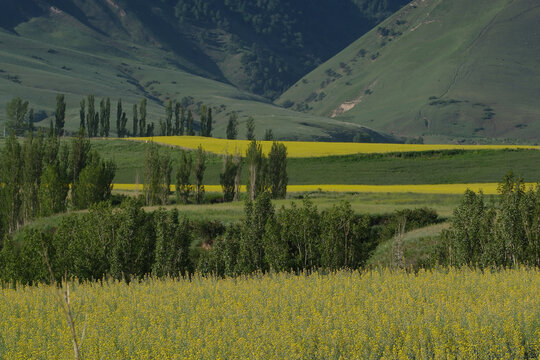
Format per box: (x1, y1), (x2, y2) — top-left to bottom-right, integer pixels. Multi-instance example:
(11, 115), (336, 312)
(88, 140), (540, 185)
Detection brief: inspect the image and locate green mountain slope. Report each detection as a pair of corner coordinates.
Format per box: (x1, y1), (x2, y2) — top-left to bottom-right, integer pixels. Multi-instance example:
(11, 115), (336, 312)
(0, 1), (399, 141)
(278, 0), (540, 143)
(1, 0), (410, 98)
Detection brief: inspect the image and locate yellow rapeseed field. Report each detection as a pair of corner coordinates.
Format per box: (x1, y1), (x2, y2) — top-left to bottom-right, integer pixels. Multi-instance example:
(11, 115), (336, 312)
(113, 183), (538, 195)
(128, 136), (540, 158)
(1, 269), (539, 359)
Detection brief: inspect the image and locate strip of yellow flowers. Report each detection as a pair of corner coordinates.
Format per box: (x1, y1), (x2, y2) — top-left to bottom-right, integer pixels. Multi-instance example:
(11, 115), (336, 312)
(113, 183), (538, 195)
(1, 268), (539, 359)
(128, 135), (540, 158)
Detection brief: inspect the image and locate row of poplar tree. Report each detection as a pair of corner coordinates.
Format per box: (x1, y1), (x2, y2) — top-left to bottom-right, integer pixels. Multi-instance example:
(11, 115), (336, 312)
(5, 95), (215, 138)
(142, 139), (288, 206)
(6, 95), (278, 140)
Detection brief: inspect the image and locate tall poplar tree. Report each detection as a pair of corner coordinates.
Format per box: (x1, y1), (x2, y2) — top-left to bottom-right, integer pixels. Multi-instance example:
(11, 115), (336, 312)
(104, 98), (111, 137)
(133, 104), (138, 138)
(174, 102), (181, 135)
(116, 99), (123, 136)
(268, 142), (288, 199)
(55, 94), (66, 136)
(206, 108), (213, 137)
(199, 105), (207, 137)
(194, 145), (206, 204)
(86, 95), (95, 137)
(79, 98), (86, 130)
(176, 150), (192, 204)
(99, 98), (106, 137)
(166, 100), (173, 136)
(139, 98), (147, 137)
(226, 112), (238, 140)
(246, 116), (255, 140)
(186, 110), (194, 136)
(180, 106), (185, 136)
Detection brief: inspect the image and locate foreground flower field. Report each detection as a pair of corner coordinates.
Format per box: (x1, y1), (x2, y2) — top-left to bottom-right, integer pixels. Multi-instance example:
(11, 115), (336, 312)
(1, 269), (539, 359)
(112, 183), (538, 195)
(128, 136), (540, 158)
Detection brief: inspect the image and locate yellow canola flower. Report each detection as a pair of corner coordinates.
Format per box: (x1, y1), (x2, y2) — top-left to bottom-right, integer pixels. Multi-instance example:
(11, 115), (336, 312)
(112, 183), (538, 195)
(1, 268), (539, 359)
(127, 136), (540, 158)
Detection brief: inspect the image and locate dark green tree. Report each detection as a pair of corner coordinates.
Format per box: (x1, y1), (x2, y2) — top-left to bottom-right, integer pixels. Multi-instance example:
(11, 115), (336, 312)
(110, 199), (154, 281)
(226, 111), (238, 139)
(246, 116), (255, 140)
(186, 110), (194, 136)
(86, 95), (96, 136)
(174, 102), (181, 135)
(199, 105), (207, 137)
(206, 108), (213, 137)
(0, 134), (23, 233)
(132, 104), (138, 138)
(220, 153), (239, 202)
(117, 110), (128, 138)
(69, 128), (91, 185)
(99, 98), (107, 137)
(176, 150), (193, 204)
(5, 97), (28, 135)
(194, 145), (206, 204)
(21, 132), (43, 222)
(104, 98), (111, 137)
(264, 129), (274, 141)
(268, 141), (288, 199)
(320, 201), (358, 270)
(79, 98), (86, 130)
(27, 108), (34, 134)
(71, 152), (116, 210)
(143, 142), (169, 206)
(38, 162), (69, 216)
(116, 99), (123, 136)
(166, 100), (173, 136)
(159, 150), (173, 205)
(237, 192), (274, 273)
(180, 106), (186, 135)
(153, 209), (192, 277)
(139, 98), (147, 136)
(246, 140), (267, 200)
(55, 94), (66, 136)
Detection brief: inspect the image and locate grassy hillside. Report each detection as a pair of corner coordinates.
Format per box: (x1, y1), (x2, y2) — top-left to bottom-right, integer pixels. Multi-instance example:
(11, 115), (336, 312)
(0, 30), (384, 141)
(278, 0), (540, 143)
(0, 0), (403, 142)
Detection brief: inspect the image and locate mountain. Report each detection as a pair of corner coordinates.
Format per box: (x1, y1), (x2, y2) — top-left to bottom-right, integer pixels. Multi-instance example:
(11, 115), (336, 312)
(0, 0), (407, 141)
(277, 0), (540, 143)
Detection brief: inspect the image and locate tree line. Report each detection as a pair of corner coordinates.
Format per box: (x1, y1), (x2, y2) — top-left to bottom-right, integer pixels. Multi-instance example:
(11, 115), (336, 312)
(0, 195), (439, 284)
(141, 139), (288, 206)
(5, 95), (279, 141)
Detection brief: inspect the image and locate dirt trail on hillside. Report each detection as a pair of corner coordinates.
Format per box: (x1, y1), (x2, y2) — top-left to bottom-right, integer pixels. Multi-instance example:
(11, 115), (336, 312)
(330, 80), (378, 118)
